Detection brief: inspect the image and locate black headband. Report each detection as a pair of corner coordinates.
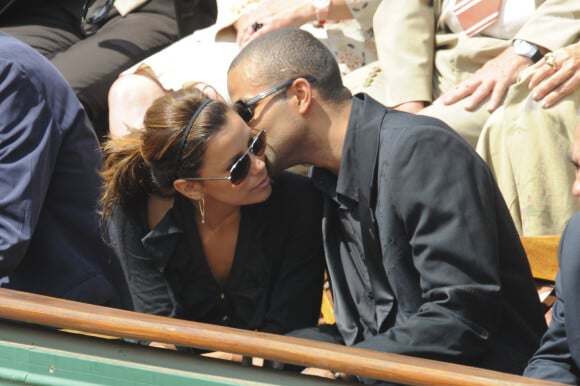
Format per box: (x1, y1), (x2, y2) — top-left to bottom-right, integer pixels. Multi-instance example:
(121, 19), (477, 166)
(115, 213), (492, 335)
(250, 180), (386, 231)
(172, 99), (212, 183)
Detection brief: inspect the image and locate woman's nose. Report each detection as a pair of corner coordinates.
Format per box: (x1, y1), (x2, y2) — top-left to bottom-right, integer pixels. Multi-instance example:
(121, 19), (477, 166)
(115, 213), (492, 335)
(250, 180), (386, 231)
(250, 153), (266, 174)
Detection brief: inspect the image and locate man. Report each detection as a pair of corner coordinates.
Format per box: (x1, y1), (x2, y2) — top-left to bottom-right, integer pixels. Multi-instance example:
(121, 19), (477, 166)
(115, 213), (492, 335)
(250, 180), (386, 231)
(0, 32), (130, 309)
(524, 121), (580, 384)
(227, 28), (546, 381)
(0, 0), (217, 137)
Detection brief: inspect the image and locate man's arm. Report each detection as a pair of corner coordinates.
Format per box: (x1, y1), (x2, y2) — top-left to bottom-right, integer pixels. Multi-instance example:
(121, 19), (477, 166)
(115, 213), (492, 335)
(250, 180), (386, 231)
(372, 0), (435, 110)
(358, 123), (539, 363)
(0, 59), (60, 274)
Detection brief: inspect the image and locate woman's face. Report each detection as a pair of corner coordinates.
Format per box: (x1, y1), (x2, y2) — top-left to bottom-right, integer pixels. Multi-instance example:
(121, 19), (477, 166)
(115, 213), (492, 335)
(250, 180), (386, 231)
(195, 111), (272, 206)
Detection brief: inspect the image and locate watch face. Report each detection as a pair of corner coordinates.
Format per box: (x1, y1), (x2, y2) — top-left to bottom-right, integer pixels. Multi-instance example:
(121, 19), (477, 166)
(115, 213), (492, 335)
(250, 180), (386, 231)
(514, 40), (535, 57)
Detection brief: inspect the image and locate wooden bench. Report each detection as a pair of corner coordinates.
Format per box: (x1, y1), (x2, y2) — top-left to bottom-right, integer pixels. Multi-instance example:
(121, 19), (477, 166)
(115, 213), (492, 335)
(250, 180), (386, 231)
(0, 288), (564, 385)
(520, 235), (560, 282)
(520, 235), (560, 324)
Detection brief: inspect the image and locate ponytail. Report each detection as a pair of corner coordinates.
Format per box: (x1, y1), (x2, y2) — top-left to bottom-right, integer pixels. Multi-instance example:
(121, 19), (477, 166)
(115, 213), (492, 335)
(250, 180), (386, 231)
(100, 132), (154, 218)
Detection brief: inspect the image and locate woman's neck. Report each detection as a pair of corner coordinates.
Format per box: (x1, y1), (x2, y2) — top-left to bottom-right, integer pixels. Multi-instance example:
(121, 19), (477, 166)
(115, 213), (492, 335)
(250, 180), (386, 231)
(194, 199), (241, 286)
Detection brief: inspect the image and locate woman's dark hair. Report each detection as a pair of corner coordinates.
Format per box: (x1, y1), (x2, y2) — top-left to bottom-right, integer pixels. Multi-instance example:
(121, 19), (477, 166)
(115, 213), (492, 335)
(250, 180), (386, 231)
(101, 86), (228, 217)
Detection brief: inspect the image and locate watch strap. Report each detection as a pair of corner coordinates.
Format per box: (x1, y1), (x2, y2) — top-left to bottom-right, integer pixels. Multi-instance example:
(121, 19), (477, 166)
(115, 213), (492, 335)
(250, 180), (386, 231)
(530, 49), (543, 63)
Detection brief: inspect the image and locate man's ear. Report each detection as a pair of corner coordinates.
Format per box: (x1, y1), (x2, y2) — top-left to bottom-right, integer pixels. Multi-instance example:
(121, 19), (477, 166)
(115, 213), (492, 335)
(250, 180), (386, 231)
(291, 77), (313, 114)
(173, 179), (204, 200)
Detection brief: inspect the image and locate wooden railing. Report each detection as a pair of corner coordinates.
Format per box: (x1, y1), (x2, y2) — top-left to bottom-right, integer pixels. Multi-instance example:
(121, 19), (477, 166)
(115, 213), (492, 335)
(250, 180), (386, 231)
(0, 288), (563, 386)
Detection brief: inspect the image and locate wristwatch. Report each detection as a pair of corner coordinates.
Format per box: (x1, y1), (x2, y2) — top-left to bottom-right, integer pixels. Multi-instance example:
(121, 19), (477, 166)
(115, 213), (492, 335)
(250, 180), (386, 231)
(512, 39), (543, 63)
(311, 0), (330, 27)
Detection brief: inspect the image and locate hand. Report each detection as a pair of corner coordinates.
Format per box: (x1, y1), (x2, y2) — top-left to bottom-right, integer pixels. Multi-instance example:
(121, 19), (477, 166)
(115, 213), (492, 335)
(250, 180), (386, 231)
(233, 0), (312, 47)
(393, 101), (426, 114)
(301, 367), (357, 381)
(201, 351), (245, 362)
(528, 41), (580, 108)
(149, 341), (177, 350)
(301, 367), (338, 379)
(434, 48), (533, 113)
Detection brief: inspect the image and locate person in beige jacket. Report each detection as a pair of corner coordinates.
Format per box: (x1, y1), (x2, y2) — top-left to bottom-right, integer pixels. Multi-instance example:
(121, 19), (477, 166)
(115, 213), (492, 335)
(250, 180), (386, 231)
(476, 40), (580, 236)
(358, 0), (579, 236)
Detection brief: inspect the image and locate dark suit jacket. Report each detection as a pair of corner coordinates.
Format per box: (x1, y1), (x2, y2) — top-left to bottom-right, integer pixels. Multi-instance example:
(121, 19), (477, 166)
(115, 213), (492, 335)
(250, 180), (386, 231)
(524, 212), (580, 384)
(316, 93), (546, 374)
(0, 33), (131, 308)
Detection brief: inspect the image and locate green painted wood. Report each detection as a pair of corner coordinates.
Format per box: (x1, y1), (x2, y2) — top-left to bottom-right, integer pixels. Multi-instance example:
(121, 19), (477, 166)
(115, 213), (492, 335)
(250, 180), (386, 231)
(0, 321), (344, 386)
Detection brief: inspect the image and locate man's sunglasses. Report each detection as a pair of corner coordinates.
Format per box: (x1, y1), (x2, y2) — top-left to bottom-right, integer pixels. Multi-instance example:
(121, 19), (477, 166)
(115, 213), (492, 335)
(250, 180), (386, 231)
(183, 130), (267, 185)
(234, 76), (316, 123)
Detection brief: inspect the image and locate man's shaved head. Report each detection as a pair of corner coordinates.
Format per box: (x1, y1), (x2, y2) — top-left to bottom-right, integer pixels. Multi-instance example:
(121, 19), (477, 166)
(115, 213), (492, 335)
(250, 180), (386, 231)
(228, 27), (351, 102)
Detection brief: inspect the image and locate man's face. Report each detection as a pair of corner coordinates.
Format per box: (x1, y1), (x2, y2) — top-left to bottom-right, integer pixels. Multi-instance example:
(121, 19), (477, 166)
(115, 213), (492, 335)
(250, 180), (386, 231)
(227, 64), (300, 174)
(572, 122), (580, 197)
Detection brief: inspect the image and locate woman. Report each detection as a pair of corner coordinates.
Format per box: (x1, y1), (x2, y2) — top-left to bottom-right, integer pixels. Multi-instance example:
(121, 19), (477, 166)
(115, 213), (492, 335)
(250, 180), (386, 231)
(101, 86), (325, 342)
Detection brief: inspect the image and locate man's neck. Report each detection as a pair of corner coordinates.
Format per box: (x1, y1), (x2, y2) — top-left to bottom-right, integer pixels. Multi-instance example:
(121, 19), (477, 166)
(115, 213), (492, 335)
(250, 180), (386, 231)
(308, 99), (351, 175)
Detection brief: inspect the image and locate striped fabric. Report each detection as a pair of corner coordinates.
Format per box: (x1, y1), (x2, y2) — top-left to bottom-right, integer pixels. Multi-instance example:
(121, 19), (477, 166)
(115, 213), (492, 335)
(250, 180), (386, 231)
(453, 0), (502, 36)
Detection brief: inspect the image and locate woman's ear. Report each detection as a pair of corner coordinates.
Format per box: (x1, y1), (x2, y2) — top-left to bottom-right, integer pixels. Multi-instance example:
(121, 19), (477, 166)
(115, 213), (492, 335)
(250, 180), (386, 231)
(173, 179), (204, 200)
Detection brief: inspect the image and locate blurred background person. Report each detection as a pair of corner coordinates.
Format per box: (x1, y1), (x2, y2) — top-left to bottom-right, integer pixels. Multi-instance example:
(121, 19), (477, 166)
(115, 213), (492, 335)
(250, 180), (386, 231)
(0, 0), (217, 138)
(524, 119), (580, 384)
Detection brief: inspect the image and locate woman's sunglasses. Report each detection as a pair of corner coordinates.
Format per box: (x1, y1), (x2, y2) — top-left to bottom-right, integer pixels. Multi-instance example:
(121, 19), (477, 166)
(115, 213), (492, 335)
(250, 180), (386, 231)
(183, 130), (267, 185)
(234, 76), (316, 123)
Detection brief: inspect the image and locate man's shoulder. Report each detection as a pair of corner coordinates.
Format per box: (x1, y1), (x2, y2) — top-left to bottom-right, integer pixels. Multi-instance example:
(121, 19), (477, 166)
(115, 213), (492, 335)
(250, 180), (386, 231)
(354, 94), (455, 133)
(379, 111), (467, 155)
(559, 212), (580, 267)
(384, 109), (453, 133)
(564, 212), (580, 232)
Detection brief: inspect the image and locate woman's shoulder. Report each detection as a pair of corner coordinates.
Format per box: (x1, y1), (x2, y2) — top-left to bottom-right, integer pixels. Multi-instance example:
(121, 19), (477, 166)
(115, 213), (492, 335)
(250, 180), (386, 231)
(113, 195), (148, 227)
(112, 193), (180, 237)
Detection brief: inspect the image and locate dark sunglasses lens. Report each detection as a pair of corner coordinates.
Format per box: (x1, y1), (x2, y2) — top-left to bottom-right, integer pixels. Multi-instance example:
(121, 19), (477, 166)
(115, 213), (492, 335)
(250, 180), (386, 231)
(230, 154), (251, 185)
(251, 132), (266, 156)
(234, 102), (253, 123)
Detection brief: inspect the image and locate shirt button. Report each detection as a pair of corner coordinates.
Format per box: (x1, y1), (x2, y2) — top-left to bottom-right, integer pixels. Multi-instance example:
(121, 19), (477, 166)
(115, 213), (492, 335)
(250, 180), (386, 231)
(223, 315), (228, 321)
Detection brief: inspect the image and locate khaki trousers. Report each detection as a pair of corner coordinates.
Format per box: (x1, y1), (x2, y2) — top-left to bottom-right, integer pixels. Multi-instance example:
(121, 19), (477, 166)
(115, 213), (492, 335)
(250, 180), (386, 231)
(476, 67), (580, 236)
